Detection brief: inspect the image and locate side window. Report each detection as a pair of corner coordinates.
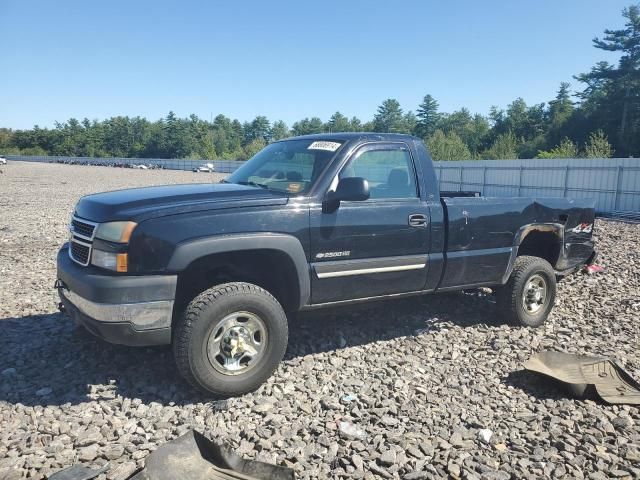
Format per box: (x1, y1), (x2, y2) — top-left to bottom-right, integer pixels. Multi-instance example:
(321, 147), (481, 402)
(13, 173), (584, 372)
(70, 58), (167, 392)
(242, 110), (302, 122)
(339, 146), (418, 199)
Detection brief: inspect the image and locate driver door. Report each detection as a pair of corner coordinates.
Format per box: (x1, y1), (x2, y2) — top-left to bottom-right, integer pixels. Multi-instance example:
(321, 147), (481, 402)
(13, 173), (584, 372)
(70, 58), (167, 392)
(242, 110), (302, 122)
(308, 142), (431, 304)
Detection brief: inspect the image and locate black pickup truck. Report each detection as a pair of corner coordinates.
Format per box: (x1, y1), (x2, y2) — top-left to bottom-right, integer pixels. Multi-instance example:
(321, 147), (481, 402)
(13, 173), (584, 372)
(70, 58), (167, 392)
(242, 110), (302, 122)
(57, 133), (596, 396)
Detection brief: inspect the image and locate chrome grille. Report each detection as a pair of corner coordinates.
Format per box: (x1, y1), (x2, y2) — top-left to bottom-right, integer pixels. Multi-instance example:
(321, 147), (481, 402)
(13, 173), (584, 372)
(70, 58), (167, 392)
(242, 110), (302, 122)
(70, 239), (91, 266)
(69, 216), (98, 266)
(70, 216), (97, 241)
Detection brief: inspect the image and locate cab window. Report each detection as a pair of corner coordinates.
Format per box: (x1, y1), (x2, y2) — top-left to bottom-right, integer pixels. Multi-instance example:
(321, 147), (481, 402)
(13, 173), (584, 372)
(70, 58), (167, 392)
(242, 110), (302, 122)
(339, 146), (418, 199)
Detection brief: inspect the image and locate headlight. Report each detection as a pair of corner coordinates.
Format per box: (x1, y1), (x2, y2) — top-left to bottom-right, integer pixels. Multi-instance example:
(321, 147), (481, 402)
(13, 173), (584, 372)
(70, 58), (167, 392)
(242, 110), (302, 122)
(91, 249), (128, 272)
(95, 221), (137, 243)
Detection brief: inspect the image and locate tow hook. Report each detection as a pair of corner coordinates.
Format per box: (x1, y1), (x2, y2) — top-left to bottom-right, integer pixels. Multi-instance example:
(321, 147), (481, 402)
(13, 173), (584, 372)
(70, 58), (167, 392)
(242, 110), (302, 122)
(54, 280), (65, 312)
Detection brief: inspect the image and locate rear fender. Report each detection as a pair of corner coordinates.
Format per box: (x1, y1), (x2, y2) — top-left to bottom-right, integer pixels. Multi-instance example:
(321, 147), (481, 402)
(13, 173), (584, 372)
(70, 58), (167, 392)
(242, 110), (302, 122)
(514, 223), (565, 247)
(510, 221), (594, 275)
(501, 223), (565, 282)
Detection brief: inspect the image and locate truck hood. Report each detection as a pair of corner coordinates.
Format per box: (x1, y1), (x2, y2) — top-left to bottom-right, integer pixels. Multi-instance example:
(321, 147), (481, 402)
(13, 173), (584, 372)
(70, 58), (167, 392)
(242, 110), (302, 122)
(74, 183), (289, 223)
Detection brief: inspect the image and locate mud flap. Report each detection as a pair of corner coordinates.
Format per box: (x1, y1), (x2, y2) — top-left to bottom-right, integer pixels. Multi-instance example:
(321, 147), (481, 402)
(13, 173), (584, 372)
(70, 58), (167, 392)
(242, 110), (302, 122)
(524, 351), (640, 405)
(129, 430), (294, 480)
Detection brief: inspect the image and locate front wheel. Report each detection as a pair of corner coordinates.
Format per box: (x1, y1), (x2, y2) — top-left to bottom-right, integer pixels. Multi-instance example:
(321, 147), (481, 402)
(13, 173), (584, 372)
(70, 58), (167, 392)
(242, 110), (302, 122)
(496, 255), (557, 327)
(173, 282), (289, 397)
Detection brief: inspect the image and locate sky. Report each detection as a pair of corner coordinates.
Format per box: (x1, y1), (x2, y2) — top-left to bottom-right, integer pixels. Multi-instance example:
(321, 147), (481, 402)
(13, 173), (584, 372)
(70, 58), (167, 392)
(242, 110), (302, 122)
(0, 0), (633, 129)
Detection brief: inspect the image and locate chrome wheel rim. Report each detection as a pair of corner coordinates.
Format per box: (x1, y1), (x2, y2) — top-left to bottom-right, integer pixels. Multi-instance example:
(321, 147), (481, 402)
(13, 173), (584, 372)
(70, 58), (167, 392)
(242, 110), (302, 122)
(522, 274), (547, 315)
(206, 311), (267, 376)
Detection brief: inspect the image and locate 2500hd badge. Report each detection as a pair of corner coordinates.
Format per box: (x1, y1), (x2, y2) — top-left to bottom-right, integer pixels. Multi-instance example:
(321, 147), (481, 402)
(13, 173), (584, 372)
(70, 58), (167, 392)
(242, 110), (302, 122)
(315, 251), (351, 259)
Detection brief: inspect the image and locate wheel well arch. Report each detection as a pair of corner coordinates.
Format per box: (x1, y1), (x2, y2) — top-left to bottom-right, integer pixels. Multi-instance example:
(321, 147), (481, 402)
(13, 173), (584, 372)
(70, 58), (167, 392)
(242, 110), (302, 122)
(173, 248), (304, 319)
(168, 233), (310, 318)
(515, 224), (564, 268)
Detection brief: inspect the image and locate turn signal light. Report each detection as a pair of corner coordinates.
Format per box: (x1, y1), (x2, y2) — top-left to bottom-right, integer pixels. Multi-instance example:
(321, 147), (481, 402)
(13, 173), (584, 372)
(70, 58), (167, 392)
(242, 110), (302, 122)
(116, 253), (128, 273)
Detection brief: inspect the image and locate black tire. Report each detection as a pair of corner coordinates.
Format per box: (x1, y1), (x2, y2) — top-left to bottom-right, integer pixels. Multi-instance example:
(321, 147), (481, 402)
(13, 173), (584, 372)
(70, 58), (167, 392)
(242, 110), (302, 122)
(173, 282), (288, 397)
(496, 255), (557, 327)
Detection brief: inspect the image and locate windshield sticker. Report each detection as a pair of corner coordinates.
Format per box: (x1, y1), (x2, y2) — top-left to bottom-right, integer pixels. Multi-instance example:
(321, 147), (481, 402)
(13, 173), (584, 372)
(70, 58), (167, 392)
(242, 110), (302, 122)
(308, 141), (341, 152)
(287, 183), (303, 193)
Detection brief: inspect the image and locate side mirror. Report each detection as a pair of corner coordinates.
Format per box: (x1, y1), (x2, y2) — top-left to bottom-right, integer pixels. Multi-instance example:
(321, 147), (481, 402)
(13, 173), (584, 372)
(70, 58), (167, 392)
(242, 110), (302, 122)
(323, 177), (370, 212)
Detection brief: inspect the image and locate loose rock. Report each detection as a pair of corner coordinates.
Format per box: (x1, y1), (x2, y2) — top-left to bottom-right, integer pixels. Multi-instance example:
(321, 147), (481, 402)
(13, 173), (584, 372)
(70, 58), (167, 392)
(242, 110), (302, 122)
(0, 163), (638, 480)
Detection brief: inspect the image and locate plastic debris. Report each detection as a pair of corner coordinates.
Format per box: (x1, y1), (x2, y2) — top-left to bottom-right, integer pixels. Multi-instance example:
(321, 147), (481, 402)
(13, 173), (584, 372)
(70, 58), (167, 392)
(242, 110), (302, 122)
(338, 421), (368, 441)
(524, 351), (640, 405)
(341, 394), (358, 403)
(128, 430), (294, 480)
(49, 430), (293, 480)
(584, 264), (605, 275)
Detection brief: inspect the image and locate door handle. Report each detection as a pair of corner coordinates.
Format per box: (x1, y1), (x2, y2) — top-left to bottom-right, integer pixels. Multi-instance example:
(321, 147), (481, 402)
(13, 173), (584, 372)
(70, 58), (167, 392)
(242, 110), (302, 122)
(408, 214), (428, 228)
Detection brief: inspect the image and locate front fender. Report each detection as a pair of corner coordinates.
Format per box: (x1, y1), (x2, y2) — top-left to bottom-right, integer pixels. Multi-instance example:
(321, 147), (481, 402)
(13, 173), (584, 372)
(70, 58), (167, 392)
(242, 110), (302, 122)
(167, 233), (311, 307)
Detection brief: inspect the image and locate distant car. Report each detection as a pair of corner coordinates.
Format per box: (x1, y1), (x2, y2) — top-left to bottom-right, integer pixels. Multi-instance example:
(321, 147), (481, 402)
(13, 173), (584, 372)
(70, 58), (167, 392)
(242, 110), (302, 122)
(195, 162), (215, 173)
(0, 157), (7, 165)
(133, 164), (149, 170)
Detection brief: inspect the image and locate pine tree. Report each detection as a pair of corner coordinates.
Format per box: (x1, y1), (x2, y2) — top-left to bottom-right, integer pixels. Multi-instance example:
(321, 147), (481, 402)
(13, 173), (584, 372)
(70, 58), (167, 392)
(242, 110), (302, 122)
(270, 120), (290, 141)
(415, 94), (441, 139)
(576, 5), (640, 154)
(327, 112), (351, 132)
(584, 130), (613, 158)
(291, 117), (324, 136)
(249, 116), (271, 142)
(373, 99), (404, 133)
(547, 82), (574, 146)
(403, 111), (417, 135)
(548, 82), (574, 127)
(349, 116), (363, 131)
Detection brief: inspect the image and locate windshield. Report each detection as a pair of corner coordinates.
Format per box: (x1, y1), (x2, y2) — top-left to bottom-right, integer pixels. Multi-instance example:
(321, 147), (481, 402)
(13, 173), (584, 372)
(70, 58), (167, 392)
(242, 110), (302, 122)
(226, 139), (344, 194)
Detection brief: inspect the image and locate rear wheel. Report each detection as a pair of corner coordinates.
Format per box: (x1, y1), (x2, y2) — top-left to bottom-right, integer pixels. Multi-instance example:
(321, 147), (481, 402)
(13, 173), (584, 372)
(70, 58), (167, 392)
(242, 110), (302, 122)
(496, 255), (557, 327)
(173, 282), (288, 397)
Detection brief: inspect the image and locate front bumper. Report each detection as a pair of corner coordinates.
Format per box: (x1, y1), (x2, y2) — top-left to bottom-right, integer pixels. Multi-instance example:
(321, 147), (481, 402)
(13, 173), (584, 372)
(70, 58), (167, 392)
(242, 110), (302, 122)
(56, 244), (177, 346)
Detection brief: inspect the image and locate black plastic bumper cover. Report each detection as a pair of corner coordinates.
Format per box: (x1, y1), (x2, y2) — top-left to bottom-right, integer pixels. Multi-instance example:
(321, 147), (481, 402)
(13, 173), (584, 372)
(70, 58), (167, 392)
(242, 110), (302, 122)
(56, 245), (176, 346)
(57, 245), (177, 304)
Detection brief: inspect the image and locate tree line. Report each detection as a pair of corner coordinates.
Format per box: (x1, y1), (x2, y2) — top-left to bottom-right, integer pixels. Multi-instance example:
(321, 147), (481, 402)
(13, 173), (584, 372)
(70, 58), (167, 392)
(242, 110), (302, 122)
(1, 5), (638, 161)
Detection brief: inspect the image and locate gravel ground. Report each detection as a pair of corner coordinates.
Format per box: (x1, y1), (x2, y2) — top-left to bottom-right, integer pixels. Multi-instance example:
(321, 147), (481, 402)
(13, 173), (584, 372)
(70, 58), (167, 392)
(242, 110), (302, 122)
(0, 161), (639, 480)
